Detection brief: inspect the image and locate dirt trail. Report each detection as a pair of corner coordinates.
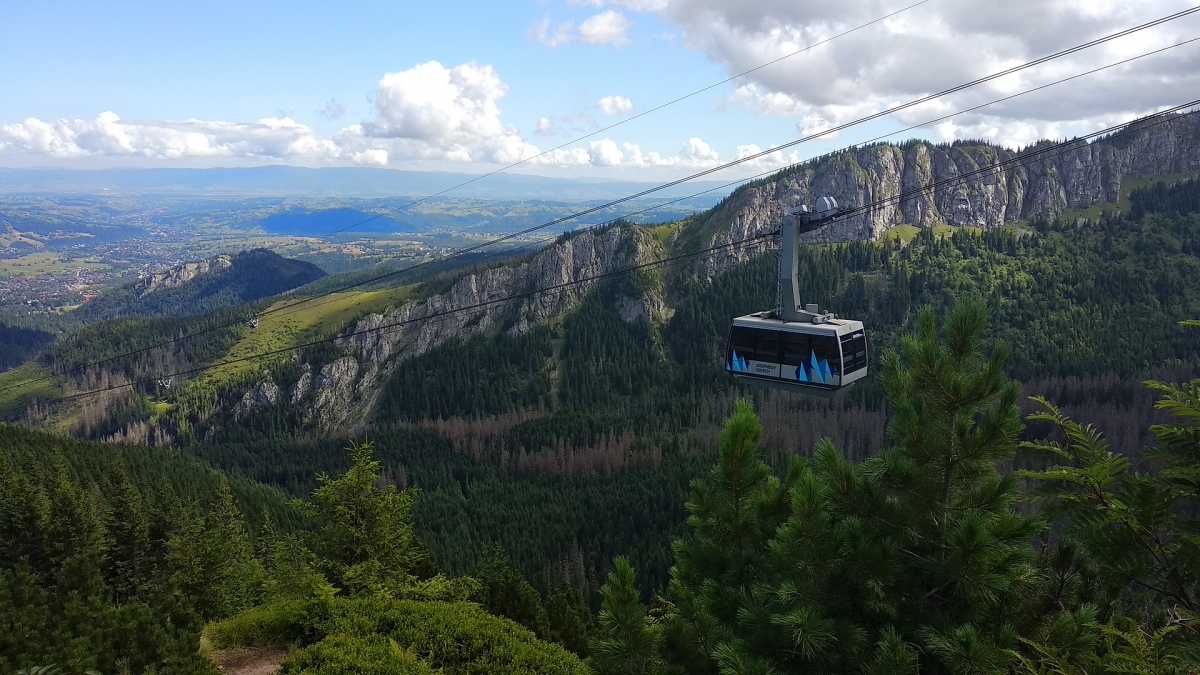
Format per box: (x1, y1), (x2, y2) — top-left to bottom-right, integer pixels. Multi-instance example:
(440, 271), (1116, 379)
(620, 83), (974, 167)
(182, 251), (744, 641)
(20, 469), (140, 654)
(212, 647), (287, 675)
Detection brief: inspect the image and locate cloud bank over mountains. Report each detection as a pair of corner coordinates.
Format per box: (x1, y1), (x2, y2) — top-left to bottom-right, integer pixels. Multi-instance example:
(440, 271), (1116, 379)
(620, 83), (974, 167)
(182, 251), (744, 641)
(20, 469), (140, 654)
(0, 60), (723, 171)
(3, 0), (1196, 172)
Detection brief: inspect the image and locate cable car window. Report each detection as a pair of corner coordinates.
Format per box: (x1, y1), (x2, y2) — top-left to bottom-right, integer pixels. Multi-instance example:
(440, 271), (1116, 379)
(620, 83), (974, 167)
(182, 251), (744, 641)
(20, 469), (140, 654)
(730, 327), (757, 351)
(812, 335), (841, 376)
(727, 327), (757, 373)
(840, 331), (867, 374)
(783, 333), (810, 366)
(756, 330), (781, 363)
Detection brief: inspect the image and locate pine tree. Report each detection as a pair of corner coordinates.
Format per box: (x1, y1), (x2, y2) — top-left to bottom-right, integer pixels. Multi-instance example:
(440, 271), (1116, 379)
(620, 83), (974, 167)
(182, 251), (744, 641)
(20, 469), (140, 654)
(590, 557), (661, 675)
(660, 398), (797, 674)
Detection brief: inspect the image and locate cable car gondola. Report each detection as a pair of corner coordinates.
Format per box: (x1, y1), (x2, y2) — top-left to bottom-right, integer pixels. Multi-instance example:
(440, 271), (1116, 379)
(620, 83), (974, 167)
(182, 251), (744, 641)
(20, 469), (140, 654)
(726, 197), (869, 395)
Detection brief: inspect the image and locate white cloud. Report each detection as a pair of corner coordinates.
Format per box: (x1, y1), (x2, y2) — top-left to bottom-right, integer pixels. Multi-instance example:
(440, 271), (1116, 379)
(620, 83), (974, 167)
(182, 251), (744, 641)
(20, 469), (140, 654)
(528, 16), (577, 47)
(735, 143), (799, 169)
(597, 95), (634, 117)
(578, 10), (632, 45)
(0, 58), (728, 174)
(585, 0), (1200, 146)
(589, 138), (625, 166)
(617, 137), (721, 168)
(0, 111), (341, 161)
(679, 136), (719, 165)
(530, 10), (631, 47)
(356, 60), (543, 164)
(351, 148), (388, 166)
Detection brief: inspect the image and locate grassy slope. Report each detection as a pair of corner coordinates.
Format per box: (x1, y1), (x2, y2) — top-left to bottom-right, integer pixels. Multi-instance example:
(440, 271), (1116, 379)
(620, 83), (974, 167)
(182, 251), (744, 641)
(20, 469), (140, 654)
(0, 362), (60, 413)
(197, 285), (417, 385)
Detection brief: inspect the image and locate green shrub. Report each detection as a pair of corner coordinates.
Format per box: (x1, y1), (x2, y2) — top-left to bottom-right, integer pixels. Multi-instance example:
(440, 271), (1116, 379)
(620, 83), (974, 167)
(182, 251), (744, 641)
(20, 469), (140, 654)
(324, 598), (586, 674)
(204, 601), (308, 650)
(213, 596), (586, 675)
(281, 635), (433, 675)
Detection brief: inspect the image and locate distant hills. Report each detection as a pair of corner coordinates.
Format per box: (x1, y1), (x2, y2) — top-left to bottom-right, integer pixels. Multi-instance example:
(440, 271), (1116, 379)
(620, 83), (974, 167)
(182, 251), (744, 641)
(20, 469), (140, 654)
(0, 165), (738, 202)
(76, 248), (325, 321)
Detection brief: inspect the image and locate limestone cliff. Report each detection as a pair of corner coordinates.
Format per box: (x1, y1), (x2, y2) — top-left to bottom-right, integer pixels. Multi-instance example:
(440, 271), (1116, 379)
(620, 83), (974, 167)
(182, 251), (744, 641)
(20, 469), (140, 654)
(306, 224), (661, 428)
(700, 112), (1200, 277)
(139, 255), (232, 296)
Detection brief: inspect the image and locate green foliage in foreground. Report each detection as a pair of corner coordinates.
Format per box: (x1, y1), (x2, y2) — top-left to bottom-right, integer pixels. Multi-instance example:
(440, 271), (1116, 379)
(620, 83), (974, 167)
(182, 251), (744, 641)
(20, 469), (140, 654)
(0, 430), (583, 674)
(590, 304), (1200, 674)
(208, 597), (586, 675)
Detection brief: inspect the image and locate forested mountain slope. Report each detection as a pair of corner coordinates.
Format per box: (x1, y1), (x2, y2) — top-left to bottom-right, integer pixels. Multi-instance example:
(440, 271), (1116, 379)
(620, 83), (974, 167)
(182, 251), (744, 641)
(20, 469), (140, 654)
(1, 152), (1198, 615)
(2, 182), (1200, 674)
(169, 178), (1200, 598)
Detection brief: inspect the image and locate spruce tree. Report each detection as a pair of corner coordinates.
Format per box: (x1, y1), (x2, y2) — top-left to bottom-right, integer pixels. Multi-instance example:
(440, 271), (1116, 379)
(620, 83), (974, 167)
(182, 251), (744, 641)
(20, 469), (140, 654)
(546, 582), (597, 657)
(470, 546), (551, 639)
(301, 440), (425, 597)
(103, 462), (150, 603)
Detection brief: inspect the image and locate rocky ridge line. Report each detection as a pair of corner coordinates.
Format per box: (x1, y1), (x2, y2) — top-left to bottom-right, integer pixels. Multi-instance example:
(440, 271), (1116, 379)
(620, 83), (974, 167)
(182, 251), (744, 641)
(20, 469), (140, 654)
(700, 113), (1200, 277)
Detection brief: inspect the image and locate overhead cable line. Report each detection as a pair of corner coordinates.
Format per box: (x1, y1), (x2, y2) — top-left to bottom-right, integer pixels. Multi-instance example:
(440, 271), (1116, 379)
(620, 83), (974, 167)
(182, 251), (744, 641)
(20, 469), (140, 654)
(5, 26), (1196, 396)
(317, 0), (936, 237)
(37, 101), (1200, 405)
(524, 36), (1200, 255)
(236, 5), (1200, 303)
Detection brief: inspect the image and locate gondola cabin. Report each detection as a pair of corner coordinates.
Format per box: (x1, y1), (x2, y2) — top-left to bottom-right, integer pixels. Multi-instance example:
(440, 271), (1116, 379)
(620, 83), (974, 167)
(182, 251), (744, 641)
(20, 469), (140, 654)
(726, 313), (867, 394)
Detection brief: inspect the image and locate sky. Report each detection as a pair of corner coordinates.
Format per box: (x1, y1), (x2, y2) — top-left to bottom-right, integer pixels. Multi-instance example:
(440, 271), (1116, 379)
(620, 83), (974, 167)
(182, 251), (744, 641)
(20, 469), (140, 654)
(1, 0), (1198, 180)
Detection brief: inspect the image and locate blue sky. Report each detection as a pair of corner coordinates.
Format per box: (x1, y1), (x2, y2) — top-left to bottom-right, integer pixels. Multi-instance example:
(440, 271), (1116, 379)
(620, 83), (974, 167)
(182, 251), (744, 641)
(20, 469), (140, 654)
(2, 0), (1197, 178)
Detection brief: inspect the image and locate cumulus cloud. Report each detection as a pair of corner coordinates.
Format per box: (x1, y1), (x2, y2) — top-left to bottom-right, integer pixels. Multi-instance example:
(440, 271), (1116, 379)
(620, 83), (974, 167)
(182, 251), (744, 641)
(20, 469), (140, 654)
(0, 111), (341, 161)
(359, 60), (541, 163)
(529, 10), (631, 47)
(578, 10), (632, 45)
(0, 59), (728, 173)
(584, 0), (1200, 146)
(597, 95), (634, 117)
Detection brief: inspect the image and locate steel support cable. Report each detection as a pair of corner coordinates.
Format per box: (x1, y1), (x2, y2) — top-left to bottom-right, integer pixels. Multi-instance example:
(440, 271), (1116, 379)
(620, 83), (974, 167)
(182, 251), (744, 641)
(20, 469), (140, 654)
(510, 38), (1200, 258)
(45, 232), (778, 403)
(5, 19), (1197, 395)
(37, 100), (1200, 404)
(316, 0), (936, 237)
(245, 5), (1200, 310)
(250, 28), (1200, 316)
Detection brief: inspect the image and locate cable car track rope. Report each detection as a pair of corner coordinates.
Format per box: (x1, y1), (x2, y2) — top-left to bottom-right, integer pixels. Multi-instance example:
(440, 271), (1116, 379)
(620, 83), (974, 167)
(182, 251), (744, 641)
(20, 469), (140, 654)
(316, 0), (936, 237)
(27, 98), (1200, 405)
(3, 13), (1197, 395)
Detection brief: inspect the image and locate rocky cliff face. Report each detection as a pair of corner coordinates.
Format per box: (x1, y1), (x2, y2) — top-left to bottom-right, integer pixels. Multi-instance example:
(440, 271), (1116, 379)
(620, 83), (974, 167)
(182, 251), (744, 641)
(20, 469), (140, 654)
(139, 255), (232, 296)
(701, 113), (1200, 277)
(305, 224), (662, 428)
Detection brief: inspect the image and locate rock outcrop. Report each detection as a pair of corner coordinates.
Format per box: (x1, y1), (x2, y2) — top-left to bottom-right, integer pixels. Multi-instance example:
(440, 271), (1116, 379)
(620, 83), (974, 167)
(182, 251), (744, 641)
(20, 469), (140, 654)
(232, 379), (280, 419)
(701, 113), (1200, 277)
(140, 255), (232, 296)
(297, 224), (658, 429)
